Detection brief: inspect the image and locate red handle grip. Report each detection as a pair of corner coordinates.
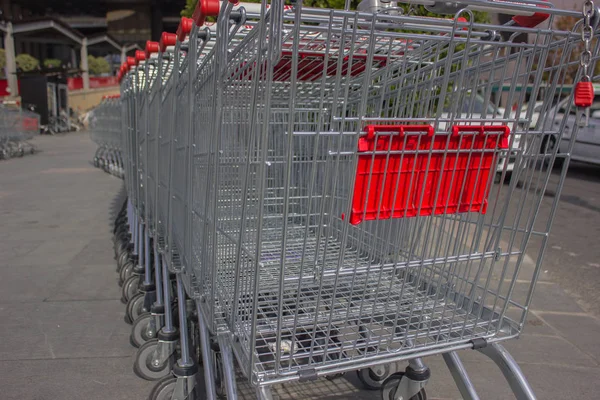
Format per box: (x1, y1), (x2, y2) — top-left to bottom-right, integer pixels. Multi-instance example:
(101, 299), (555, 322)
(145, 41), (160, 58)
(159, 32), (177, 52)
(135, 50), (146, 65)
(177, 17), (194, 42)
(511, 0), (550, 28)
(192, 0), (220, 27)
(365, 124), (434, 140)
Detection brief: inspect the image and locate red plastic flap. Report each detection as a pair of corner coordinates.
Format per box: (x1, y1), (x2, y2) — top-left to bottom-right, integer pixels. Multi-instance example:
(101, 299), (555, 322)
(511, 1), (550, 28)
(177, 17), (194, 42)
(574, 81), (594, 107)
(349, 124), (510, 225)
(145, 41), (160, 58)
(270, 51), (389, 82)
(160, 32), (177, 52)
(192, 0), (220, 27)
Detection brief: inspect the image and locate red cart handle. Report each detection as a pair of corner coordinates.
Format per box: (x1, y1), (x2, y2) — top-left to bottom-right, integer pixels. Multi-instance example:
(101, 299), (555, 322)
(145, 41), (160, 58)
(511, 0), (550, 28)
(135, 50), (146, 65)
(160, 32), (177, 52)
(192, 0), (220, 26)
(177, 17), (194, 42)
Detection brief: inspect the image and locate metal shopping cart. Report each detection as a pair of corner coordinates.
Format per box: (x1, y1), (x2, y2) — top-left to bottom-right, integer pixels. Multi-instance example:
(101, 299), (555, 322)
(182, 1), (600, 399)
(111, 0), (600, 399)
(90, 95), (124, 176)
(0, 104), (39, 160)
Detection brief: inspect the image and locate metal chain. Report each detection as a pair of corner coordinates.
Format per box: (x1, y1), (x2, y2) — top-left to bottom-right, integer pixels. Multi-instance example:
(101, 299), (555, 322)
(580, 0), (595, 81)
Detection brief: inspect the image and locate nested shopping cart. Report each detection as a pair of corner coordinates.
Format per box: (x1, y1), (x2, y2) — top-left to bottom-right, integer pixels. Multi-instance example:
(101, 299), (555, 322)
(111, 0), (600, 399)
(183, 1), (600, 399)
(0, 104), (39, 159)
(90, 95), (124, 176)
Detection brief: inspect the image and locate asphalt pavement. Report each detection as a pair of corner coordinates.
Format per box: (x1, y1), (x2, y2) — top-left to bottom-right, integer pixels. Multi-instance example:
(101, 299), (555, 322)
(1, 132), (600, 400)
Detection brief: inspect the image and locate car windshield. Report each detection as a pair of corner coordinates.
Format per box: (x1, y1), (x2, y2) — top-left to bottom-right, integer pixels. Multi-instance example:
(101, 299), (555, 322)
(443, 94), (498, 115)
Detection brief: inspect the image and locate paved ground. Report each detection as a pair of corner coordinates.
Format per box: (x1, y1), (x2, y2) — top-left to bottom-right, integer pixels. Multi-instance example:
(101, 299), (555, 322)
(1, 132), (600, 400)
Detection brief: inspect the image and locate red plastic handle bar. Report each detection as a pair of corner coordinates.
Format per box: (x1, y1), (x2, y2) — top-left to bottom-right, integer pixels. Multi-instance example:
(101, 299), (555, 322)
(192, 0), (220, 27)
(145, 41), (160, 58)
(160, 32), (177, 52)
(365, 124), (434, 140)
(452, 125), (510, 149)
(126, 57), (136, 68)
(511, 0), (549, 28)
(451, 125), (510, 135)
(177, 17), (194, 42)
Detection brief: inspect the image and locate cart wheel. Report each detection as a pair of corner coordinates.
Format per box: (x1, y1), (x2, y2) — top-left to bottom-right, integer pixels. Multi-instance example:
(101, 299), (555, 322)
(126, 293), (148, 324)
(130, 313), (156, 348)
(381, 372), (427, 400)
(357, 365), (392, 390)
(122, 274), (140, 302)
(134, 339), (174, 381)
(116, 250), (130, 269)
(149, 376), (179, 400)
(119, 262), (135, 286)
(213, 351), (226, 398)
(114, 225), (129, 239)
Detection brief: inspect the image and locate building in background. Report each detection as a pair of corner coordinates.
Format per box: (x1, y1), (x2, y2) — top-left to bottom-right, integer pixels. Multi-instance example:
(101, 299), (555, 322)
(0, 0), (181, 65)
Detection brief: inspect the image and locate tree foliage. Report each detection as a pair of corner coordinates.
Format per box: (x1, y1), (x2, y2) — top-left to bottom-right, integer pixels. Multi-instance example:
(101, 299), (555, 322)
(86, 55), (111, 75)
(16, 54), (39, 72)
(544, 16), (600, 84)
(182, 0), (489, 22)
(43, 58), (62, 69)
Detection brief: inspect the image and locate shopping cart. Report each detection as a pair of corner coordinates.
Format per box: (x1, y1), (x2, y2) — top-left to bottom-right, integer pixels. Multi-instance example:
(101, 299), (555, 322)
(0, 104), (39, 160)
(90, 95), (124, 177)
(111, 0), (600, 399)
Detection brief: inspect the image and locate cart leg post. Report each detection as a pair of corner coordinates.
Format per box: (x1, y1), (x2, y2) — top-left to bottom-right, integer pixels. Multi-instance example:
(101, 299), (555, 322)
(217, 334), (238, 400)
(442, 351), (480, 400)
(477, 343), (536, 400)
(197, 303), (217, 400)
(257, 385), (274, 400)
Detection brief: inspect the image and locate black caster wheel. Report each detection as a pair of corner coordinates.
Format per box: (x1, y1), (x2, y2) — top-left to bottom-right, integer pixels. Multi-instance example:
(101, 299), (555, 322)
(149, 375), (197, 400)
(114, 229), (129, 243)
(114, 237), (131, 255)
(214, 351), (226, 398)
(122, 274), (140, 302)
(130, 313), (156, 348)
(116, 250), (130, 270)
(149, 375), (195, 400)
(125, 292), (148, 324)
(133, 339), (174, 381)
(358, 364), (393, 390)
(381, 372), (427, 400)
(119, 261), (136, 286)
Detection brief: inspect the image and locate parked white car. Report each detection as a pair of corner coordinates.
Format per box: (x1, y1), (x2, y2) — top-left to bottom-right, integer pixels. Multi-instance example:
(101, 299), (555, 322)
(441, 94), (522, 175)
(539, 95), (600, 166)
